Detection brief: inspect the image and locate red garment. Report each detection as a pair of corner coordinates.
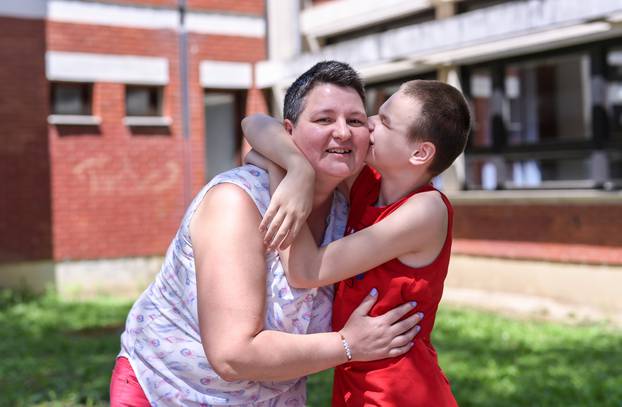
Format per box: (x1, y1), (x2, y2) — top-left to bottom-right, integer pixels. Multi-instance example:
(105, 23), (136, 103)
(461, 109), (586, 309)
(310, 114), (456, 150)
(332, 166), (458, 407)
(110, 357), (150, 407)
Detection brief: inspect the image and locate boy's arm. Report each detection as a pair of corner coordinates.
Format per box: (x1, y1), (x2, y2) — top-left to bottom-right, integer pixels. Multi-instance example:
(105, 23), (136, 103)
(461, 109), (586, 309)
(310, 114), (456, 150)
(241, 114), (308, 173)
(242, 114), (316, 249)
(285, 191), (448, 288)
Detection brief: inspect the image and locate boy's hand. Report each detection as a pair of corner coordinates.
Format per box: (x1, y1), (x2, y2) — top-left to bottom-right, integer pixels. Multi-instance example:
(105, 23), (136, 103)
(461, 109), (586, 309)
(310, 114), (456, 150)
(261, 164), (315, 250)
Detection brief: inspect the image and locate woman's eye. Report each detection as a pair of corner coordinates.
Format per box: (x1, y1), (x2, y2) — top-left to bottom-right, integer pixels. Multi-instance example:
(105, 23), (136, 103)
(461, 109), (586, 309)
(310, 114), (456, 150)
(348, 119), (365, 126)
(316, 117), (331, 124)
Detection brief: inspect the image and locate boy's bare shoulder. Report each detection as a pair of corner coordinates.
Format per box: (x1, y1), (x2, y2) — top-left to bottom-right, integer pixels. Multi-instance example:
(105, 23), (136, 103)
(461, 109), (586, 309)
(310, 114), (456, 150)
(400, 189), (447, 223)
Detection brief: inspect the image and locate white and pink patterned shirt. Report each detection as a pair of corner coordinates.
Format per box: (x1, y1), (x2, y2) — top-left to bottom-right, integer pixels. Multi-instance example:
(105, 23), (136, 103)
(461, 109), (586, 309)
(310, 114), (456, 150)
(119, 165), (348, 406)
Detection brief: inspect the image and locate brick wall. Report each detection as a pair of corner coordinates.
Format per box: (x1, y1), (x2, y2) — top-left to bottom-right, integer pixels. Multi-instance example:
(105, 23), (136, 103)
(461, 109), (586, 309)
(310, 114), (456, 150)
(453, 203), (622, 247)
(187, 33), (267, 193)
(188, 0), (265, 15)
(94, 0), (264, 15)
(0, 17), (52, 262)
(95, 0), (177, 8)
(45, 10), (267, 260)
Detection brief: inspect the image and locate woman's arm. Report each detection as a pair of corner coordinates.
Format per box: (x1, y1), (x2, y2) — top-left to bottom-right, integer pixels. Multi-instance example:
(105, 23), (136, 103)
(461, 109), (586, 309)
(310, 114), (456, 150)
(285, 191), (448, 288)
(190, 184), (420, 382)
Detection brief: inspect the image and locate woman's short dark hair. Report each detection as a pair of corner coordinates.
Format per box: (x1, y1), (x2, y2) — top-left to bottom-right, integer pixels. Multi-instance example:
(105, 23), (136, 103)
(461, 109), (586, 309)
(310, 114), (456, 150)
(283, 61), (365, 124)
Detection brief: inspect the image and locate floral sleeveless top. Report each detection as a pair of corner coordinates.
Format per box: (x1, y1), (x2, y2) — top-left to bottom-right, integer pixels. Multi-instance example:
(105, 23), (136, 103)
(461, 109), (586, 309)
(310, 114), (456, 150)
(119, 165), (348, 406)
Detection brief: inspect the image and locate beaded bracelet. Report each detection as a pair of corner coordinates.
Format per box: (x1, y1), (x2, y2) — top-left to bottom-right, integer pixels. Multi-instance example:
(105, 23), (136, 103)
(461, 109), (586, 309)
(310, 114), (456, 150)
(338, 332), (352, 361)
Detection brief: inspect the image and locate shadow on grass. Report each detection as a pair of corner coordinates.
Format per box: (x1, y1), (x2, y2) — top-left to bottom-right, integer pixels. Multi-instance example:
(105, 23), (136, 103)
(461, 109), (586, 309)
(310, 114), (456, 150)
(0, 295), (132, 406)
(306, 307), (622, 407)
(2, 293), (620, 407)
(434, 307), (622, 407)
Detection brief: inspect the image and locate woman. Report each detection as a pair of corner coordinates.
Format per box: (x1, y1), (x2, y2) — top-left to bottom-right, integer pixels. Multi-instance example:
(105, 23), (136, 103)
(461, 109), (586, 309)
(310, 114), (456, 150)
(110, 61), (421, 406)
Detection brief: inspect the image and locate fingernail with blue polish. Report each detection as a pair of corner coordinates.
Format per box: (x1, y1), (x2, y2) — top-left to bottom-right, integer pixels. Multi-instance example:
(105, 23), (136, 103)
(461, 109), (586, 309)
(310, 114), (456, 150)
(417, 312), (424, 319)
(416, 326), (421, 332)
(410, 301), (417, 308)
(370, 288), (378, 297)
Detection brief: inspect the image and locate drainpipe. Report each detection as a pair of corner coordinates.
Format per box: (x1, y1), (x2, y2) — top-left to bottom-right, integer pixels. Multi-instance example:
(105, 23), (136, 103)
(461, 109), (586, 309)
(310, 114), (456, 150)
(178, 0), (192, 204)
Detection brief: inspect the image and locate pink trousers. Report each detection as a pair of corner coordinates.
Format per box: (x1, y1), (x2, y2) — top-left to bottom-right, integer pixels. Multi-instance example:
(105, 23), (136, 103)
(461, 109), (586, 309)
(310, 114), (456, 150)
(110, 357), (150, 406)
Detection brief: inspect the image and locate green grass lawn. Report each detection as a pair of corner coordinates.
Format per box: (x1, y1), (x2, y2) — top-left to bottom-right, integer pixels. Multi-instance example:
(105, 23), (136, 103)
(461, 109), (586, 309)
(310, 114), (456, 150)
(1, 290), (620, 406)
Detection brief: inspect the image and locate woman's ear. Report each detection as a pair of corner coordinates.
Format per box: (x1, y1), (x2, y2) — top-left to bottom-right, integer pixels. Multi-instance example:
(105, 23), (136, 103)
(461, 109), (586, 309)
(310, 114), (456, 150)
(283, 119), (294, 136)
(409, 141), (436, 167)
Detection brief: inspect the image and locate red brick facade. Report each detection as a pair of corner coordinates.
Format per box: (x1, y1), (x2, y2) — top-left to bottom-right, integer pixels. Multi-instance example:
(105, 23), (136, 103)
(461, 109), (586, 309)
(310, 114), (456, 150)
(0, 2), (267, 262)
(0, 17), (52, 262)
(453, 203), (622, 247)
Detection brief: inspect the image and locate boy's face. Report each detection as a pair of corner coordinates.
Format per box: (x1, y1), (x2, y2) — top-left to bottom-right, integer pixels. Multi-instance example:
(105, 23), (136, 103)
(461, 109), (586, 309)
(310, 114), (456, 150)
(366, 88), (421, 171)
(286, 83), (369, 182)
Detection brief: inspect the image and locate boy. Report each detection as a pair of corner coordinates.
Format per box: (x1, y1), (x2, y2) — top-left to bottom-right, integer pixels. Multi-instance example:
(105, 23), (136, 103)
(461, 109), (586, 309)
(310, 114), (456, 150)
(243, 78), (471, 406)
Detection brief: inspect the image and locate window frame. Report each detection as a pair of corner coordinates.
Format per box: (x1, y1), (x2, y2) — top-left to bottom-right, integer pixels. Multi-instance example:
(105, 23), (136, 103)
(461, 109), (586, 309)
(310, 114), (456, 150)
(50, 81), (93, 116)
(462, 38), (622, 191)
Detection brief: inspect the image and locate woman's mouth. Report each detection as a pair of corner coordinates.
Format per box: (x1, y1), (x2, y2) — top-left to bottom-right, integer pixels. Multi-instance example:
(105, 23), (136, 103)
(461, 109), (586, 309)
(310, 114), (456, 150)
(325, 148), (352, 154)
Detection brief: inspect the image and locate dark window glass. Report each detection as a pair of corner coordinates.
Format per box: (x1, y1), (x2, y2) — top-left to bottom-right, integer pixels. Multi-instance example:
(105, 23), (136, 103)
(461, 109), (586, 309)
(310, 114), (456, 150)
(610, 151), (622, 180)
(204, 91), (244, 180)
(365, 84), (400, 116)
(608, 48), (622, 141)
(505, 156), (592, 188)
(464, 51), (605, 190)
(126, 86), (162, 116)
(365, 73), (436, 116)
(505, 54), (591, 146)
(466, 158), (499, 190)
(51, 83), (92, 115)
(469, 69), (494, 148)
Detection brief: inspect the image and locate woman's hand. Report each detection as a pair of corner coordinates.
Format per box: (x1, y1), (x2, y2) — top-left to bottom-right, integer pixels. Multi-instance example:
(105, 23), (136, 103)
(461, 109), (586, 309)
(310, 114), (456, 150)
(338, 289), (422, 362)
(261, 163), (315, 250)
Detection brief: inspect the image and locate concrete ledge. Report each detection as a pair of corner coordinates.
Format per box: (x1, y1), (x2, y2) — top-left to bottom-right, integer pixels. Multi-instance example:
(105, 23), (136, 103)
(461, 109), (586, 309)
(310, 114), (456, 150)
(0, 257), (163, 299)
(0, 261), (56, 294)
(446, 254), (622, 318)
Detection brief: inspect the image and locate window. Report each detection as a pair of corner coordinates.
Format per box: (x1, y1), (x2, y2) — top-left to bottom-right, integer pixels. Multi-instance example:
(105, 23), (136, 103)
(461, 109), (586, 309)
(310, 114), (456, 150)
(607, 48), (622, 142)
(469, 68), (494, 148)
(463, 49), (611, 190)
(505, 54), (591, 146)
(125, 86), (162, 117)
(203, 91), (245, 180)
(51, 82), (92, 115)
(365, 73), (436, 115)
(365, 84), (400, 116)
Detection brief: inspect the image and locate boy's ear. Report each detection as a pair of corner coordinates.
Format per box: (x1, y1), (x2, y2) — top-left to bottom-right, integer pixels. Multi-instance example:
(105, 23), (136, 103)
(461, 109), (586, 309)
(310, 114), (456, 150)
(409, 141), (436, 167)
(283, 119), (294, 136)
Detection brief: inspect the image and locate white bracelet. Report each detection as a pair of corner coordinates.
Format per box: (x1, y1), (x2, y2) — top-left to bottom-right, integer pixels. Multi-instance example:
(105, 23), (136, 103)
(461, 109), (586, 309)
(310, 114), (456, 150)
(339, 332), (352, 361)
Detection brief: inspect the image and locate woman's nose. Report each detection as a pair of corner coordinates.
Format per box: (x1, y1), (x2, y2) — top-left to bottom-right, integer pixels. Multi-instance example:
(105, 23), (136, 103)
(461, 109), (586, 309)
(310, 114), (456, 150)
(333, 119), (351, 140)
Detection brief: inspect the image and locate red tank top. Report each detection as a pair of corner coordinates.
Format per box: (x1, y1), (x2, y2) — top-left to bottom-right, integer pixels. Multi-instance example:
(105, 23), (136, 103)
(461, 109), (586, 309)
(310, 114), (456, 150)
(331, 165), (457, 407)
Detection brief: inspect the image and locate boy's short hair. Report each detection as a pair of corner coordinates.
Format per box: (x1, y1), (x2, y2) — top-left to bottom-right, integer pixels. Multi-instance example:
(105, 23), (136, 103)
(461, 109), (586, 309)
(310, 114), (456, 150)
(283, 60), (366, 124)
(401, 80), (471, 177)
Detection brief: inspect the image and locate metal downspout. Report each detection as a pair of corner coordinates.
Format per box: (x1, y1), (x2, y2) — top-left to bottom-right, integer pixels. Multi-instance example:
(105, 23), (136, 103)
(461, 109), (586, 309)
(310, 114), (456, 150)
(178, 0), (192, 204)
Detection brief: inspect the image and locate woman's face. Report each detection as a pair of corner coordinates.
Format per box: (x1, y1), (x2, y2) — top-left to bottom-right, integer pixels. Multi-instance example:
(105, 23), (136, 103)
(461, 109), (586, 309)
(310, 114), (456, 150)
(286, 83), (370, 182)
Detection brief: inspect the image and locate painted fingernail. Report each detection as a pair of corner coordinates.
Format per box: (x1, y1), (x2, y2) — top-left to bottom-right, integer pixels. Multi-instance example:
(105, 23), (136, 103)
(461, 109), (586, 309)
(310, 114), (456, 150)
(410, 301), (417, 308)
(416, 312), (424, 319)
(370, 288), (378, 297)
(415, 325), (421, 332)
